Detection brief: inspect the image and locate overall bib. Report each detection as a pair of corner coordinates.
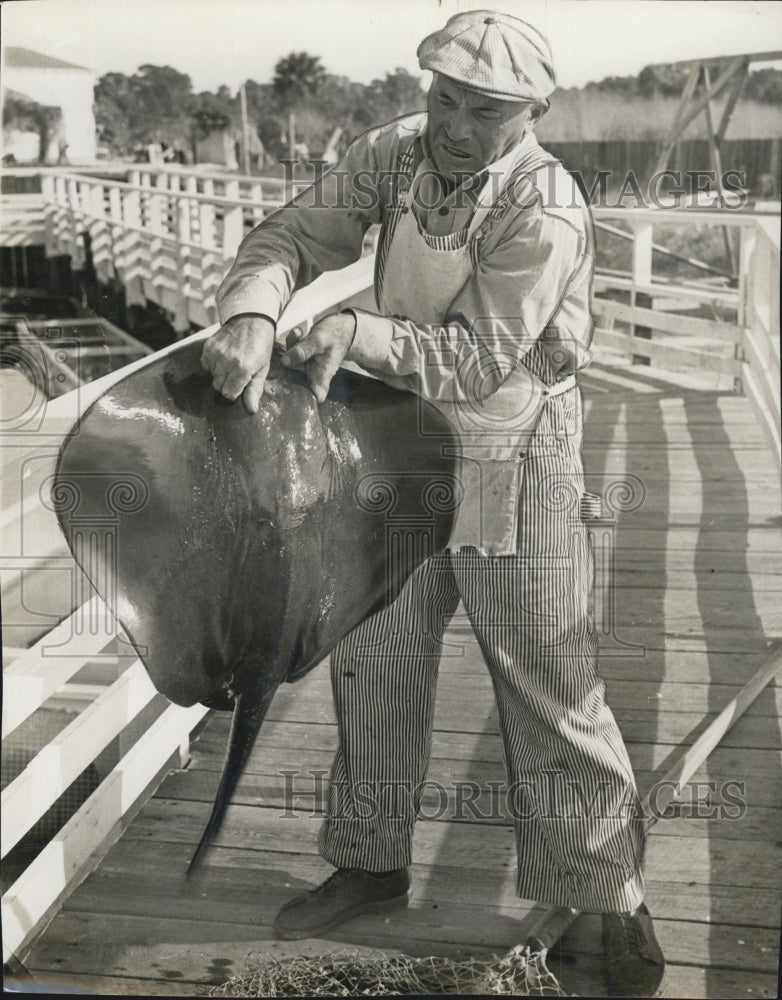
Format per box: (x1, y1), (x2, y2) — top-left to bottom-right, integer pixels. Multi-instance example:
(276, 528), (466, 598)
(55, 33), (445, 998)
(318, 146), (645, 914)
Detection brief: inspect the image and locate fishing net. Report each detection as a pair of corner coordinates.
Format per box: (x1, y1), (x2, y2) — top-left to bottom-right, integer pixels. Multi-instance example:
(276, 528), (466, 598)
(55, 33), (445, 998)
(207, 942), (570, 997)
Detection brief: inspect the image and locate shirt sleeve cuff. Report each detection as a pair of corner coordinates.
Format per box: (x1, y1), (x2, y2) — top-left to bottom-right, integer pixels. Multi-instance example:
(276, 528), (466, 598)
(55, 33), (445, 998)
(217, 286), (282, 329)
(344, 308), (394, 369)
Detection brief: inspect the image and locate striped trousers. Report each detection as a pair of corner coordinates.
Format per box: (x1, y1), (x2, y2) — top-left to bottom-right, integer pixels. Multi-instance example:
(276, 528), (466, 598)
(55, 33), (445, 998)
(317, 387), (646, 913)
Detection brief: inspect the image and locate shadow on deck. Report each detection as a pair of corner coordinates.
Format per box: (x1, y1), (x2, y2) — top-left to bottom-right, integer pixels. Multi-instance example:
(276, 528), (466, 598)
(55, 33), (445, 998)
(14, 358), (782, 998)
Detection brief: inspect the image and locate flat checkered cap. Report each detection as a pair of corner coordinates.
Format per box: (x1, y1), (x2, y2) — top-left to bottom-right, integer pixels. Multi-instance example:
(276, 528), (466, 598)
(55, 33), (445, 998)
(417, 9), (555, 102)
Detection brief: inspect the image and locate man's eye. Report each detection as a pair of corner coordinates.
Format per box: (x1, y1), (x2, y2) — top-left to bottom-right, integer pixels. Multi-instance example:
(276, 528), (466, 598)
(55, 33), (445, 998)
(438, 94), (456, 107)
(475, 109), (502, 121)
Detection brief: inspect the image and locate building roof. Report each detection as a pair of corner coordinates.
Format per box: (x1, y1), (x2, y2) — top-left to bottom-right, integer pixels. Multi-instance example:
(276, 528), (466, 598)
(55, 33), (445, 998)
(2, 46), (93, 73)
(2, 85), (38, 104)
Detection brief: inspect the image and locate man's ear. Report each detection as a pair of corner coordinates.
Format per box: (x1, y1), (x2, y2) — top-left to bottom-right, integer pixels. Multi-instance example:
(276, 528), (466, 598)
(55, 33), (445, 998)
(529, 101), (549, 126)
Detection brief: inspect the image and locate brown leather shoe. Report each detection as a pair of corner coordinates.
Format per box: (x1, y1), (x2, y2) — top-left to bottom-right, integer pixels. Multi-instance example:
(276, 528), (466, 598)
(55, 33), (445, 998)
(273, 867), (410, 940)
(603, 903), (665, 997)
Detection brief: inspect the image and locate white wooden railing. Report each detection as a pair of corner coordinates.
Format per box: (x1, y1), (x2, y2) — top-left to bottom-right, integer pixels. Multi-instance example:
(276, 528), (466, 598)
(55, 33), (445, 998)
(1, 174), (780, 963)
(589, 208), (780, 465)
(738, 216), (781, 464)
(0, 254), (375, 966)
(34, 167), (770, 381)
(39, 167), (287, 333)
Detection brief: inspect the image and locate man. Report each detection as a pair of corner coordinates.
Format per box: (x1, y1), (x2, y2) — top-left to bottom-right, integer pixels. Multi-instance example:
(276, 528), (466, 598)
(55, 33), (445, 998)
(202, 11), (665, 997)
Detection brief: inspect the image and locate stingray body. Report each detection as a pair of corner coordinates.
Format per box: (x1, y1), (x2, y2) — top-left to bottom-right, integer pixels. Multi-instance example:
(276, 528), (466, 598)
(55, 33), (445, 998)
(54, 343), (457, 866)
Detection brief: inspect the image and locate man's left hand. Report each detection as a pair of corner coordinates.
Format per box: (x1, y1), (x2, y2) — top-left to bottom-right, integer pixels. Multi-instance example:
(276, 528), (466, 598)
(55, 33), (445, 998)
(281, 311), (356, 404)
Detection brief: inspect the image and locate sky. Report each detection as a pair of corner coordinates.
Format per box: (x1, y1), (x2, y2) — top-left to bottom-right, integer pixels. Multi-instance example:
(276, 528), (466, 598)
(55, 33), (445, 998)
(2, 0), (781, 93)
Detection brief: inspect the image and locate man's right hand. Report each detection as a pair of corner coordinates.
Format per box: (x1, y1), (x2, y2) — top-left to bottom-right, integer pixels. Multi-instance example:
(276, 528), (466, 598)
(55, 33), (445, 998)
(200, 314), (276, 414)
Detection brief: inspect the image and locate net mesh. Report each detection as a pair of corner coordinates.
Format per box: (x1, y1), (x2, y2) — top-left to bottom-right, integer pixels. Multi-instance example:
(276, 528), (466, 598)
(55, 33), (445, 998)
(207, 944), (569, 997)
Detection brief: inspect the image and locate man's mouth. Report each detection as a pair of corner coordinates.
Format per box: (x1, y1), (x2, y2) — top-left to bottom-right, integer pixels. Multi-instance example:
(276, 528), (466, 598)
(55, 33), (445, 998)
(440, 141), (471, 161)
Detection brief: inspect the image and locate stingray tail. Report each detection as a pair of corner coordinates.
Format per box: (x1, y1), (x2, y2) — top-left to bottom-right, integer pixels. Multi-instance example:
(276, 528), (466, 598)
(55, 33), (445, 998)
(186, 680), (276, 873)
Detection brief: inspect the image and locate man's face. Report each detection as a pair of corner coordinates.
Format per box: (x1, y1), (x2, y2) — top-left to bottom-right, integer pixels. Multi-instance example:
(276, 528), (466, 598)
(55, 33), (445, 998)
(426, 73), (540, 185)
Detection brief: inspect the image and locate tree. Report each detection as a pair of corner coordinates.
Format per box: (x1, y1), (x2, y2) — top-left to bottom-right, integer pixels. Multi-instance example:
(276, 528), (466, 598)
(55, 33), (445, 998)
(132, 64), (195, 147)
(94, 65), (195, 157)
(637, 63), (689, 98)
(366, 68), (426, 122)
(2, 93), (62, 163)
(192, 89), (235, 141)
(94, 71), (136, 154)
(745, 68), (782, 104)
(272, 52), (327, 159)
(588, 74), (639, 96)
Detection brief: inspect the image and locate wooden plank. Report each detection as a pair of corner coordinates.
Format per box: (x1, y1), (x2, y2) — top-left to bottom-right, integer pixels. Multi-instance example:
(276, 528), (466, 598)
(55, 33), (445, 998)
(187, 685), (780, 750)
(190, 712), (782, 784)
(647, 964), (779, 1000)
(593, 327), (740, 377)
(196, 671), (782, 722)
(2, 597), (115, 737)
(580, 424), (768, 448)
(606, 569), (782, 591)
(593, 298), (742, 343)
(251, 697), (781, 748)
(21, 899), (781, 986)
(742, 360), (782, 473)
(153, 766), (782, 843)
(1, 660), (156, 855)
(3, 970), (204, 997)
(251, 664), (782, 718)
(2, 700), (209, 963)
(587, 527), (782, 553)
(584, 404), (762, 426)
(63, 835), (782, 930)
(190, 720), (782, 808)
(607, 600), (782, 634)
(121, 798), (781, 893)
(25, 953), (779, 1000)
(593, 273), (738, 307)
(22, 907), (536, 975)
(22, 880), (780, 979)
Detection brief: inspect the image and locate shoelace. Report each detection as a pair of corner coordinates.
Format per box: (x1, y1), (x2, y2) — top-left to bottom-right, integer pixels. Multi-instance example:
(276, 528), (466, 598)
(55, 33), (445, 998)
(316, 867), (356, 897)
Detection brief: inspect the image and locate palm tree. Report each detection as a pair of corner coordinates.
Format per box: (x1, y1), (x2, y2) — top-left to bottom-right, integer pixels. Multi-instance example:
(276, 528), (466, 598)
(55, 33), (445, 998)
(272, 52), (326, 163)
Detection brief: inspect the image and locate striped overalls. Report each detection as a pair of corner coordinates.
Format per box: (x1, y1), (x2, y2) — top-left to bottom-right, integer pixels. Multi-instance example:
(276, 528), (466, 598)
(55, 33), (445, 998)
(317, 138), (646, 914)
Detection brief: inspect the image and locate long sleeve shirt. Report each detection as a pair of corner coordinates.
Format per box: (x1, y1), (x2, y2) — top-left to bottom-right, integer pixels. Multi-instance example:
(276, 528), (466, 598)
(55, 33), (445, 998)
(216, 112), (596, 554)
(216, 112), (595, 402)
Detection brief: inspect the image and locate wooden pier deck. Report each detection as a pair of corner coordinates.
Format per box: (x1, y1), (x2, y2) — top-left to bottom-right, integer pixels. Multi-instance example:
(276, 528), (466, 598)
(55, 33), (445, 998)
(14, 357), (782, 998)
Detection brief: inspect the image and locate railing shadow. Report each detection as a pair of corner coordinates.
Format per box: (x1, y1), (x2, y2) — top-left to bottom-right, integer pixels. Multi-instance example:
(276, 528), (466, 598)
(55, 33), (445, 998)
(682, 392), (780, 997)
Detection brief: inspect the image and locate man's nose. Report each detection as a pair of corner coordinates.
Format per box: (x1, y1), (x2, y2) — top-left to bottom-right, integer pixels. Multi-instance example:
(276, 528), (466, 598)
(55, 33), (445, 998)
(443, 108), (473, 142)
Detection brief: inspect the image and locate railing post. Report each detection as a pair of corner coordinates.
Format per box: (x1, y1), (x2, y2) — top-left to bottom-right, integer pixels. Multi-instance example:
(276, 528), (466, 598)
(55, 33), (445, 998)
(64, 177), (83, 268)
(107, 185), (122, 276)
(250, 181), (264, 226)
(174, 176), (193, 336)
(737, 221), (756, 332)
(148, 173), (165, 235)
(200, 178), (215, 249)
(630, 220), (653, 349)
(631, 220), (653, 288)
(198, 179), (220, 323)
(41, 174), (57, 257)
(222, 179), (243, 262)
(90, 183), (112, 285)
(121, 182), (145, 308)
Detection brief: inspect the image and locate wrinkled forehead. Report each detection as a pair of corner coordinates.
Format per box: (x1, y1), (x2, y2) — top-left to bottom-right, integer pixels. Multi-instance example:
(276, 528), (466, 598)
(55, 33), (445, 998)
(430, 72), (535, 114)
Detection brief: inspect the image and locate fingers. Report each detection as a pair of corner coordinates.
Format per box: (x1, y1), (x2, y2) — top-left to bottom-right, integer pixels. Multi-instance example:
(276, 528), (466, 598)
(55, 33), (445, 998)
(281, 338), (319, 369)
(307, 352), (341, 404)
(243, 369), (269, 413)
(200, 319), (275, 406)
(220, 367), (254, 402)
(282, 337), (338, 403)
